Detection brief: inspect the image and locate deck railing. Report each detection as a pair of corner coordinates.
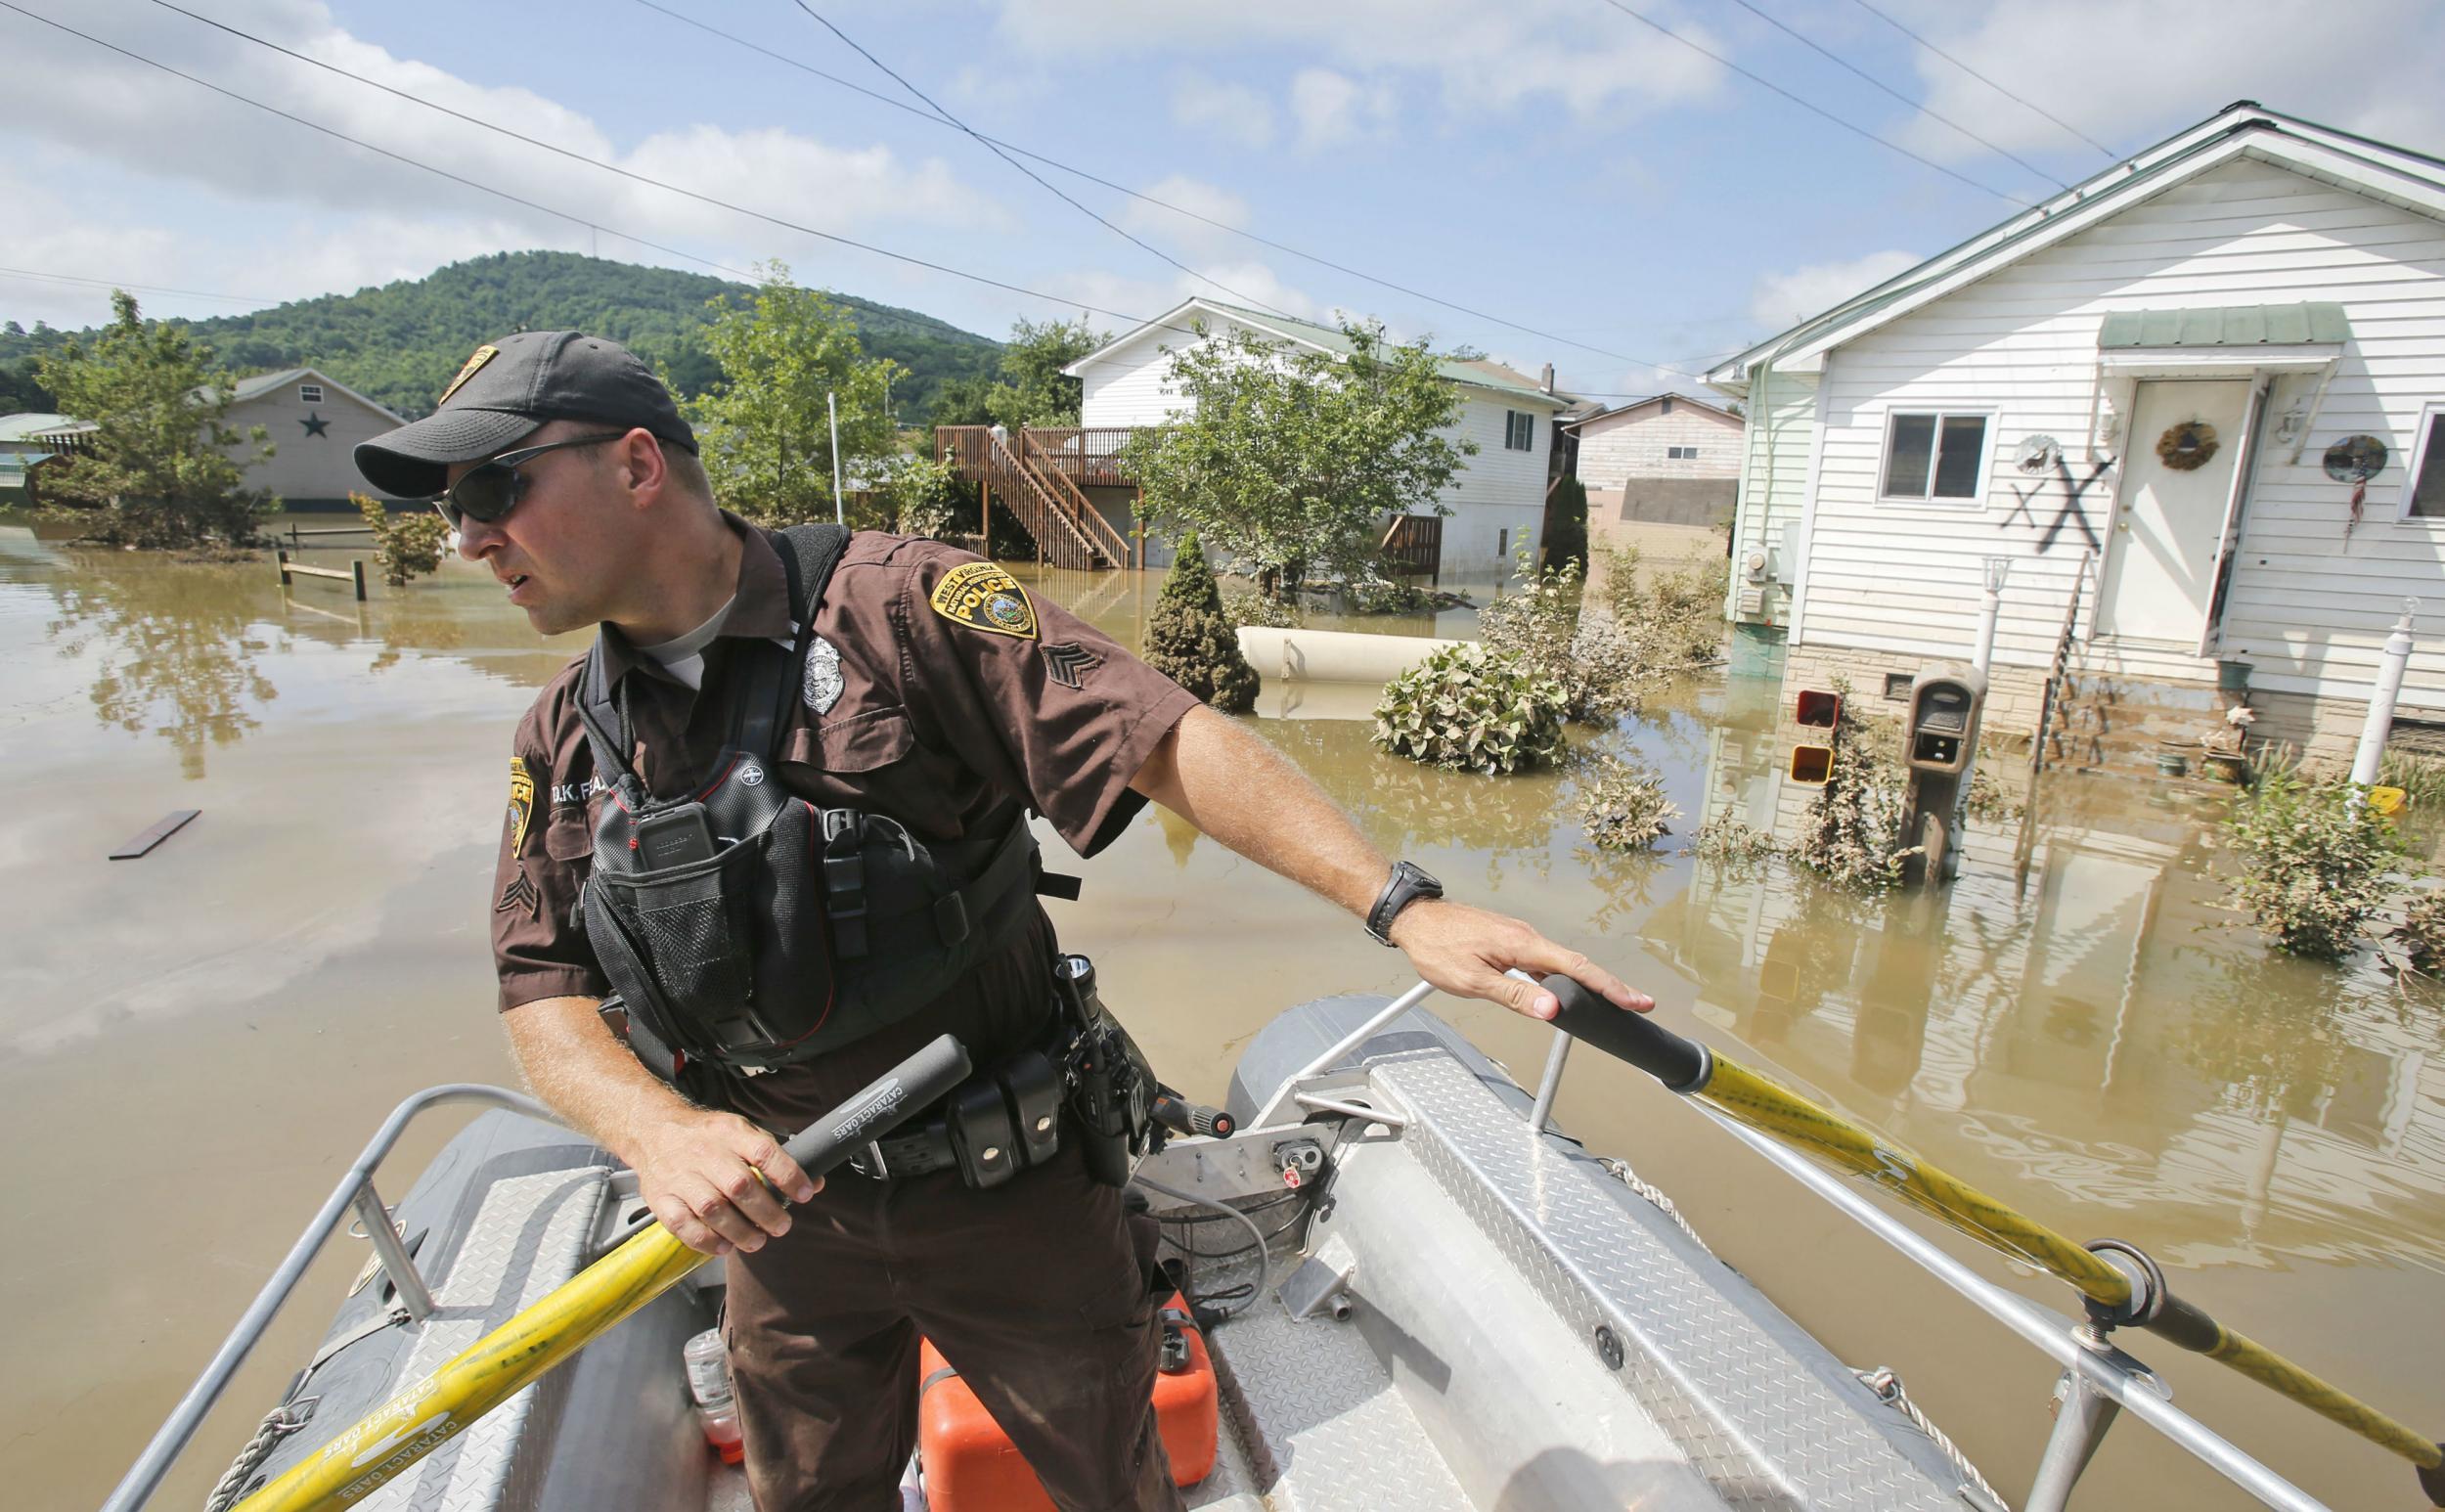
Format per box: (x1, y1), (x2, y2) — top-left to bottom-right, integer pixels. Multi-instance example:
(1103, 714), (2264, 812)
(936, 426), (1117, 570)
(1380, 513), (1444, 584)
(2031, 552), (2096, 777)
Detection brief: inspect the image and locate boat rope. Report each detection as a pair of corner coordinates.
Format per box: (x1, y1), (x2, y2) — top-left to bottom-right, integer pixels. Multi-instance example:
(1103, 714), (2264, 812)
(1855, 1367), (2011, 1512)
(201, 1398), (319, 1512)
(1596, 1156), (1716, 1260)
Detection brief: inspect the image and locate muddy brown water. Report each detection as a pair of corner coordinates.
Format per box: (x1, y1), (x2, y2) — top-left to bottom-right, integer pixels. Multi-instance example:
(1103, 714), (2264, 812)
(5, 517), (2441, 1511)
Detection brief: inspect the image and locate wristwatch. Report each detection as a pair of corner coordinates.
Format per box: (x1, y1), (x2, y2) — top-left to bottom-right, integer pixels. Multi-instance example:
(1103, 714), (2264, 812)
(1366, 862), (1444, 946)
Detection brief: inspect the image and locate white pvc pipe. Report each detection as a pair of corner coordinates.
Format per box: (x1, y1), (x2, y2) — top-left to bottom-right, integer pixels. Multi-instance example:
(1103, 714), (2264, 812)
(1972, 585), (2002, 674)
(2350, 600), (2418, 789)
(1234, 627), (1459, 685)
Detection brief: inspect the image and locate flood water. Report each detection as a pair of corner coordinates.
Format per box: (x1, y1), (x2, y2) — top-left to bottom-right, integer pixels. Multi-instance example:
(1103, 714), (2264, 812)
(6, 517), (2442, 1511)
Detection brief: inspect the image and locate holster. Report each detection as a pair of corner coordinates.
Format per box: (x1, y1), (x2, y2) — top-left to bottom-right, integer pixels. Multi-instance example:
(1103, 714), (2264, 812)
(1054, 953), (1160, 1187)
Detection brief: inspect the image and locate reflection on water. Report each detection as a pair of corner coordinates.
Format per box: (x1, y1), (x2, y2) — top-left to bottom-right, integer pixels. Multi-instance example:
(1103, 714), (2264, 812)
(33, 545), (284, 779)
(4, 518), (2441, 1511)
(1649, 707), (2445, 1270)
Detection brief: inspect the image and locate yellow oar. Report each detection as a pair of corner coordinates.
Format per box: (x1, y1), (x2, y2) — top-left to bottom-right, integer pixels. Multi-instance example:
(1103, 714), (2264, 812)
(231, 1034), (973, 1512)
(1542, 976), (2445, 1506)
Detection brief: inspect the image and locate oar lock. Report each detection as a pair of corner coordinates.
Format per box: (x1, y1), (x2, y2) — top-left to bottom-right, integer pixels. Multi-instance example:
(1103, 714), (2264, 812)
(2077, 1237), (2168, 1332)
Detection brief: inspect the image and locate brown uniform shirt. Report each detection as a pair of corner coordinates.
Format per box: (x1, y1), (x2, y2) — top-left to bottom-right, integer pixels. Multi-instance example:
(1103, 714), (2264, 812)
(488, 516), (1198, 1036)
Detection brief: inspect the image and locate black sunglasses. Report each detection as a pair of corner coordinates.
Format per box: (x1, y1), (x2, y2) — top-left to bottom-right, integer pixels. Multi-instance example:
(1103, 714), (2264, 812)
(432, 433), (629, 529)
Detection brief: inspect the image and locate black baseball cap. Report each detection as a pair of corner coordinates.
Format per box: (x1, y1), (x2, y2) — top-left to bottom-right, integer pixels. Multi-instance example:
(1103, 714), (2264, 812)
(353, 330), (697, 499)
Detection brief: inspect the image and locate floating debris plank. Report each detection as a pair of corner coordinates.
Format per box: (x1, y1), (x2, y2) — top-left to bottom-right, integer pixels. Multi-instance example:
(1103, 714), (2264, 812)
(110, 809), (200, 860)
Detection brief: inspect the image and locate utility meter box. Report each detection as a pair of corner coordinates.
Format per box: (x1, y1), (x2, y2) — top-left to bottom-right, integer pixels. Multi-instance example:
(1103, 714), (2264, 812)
(1905, 664), (1986, 775)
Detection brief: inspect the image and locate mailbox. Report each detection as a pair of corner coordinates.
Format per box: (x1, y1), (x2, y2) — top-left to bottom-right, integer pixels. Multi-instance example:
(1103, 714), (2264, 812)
(1905, 665), (1987, 775)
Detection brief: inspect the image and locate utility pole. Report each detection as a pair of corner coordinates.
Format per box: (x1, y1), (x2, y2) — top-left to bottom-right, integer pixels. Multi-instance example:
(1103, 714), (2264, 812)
(828, 391), (844, 527)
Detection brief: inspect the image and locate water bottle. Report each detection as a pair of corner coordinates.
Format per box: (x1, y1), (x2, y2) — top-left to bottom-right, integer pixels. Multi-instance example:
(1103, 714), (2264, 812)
(684, 1328), (745, 1465)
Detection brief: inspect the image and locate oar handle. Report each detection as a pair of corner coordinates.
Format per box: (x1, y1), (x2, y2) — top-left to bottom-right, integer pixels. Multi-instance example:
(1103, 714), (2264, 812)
(780, 1032), (972, 1173)
(1541, 973), (1712, 1091)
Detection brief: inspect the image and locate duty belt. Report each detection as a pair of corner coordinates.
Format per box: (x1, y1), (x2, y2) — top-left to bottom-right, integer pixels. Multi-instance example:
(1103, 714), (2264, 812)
(841, 1037), (1068, 1186)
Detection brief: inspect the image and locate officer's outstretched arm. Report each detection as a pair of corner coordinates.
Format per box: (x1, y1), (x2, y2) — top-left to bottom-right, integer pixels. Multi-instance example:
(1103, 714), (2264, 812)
(503, 996), (819, 1255)
(1130, 706), (1653, 1022)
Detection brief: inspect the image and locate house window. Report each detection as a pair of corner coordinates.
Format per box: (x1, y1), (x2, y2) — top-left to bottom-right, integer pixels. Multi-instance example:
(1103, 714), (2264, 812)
(1498, 528), (1510, 559)
(2402, 403), (2445, 519)
(1879, 411), (1991, 502)
(298, 382), (324, 405)
(1503, 411), (1534, 451)
(1661, 397), (1673, 415)
(1667, 445), (1700, 461)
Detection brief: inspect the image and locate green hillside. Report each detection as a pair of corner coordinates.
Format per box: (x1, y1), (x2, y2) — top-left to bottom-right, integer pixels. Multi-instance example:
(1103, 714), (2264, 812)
(0, 250), (1001, 421)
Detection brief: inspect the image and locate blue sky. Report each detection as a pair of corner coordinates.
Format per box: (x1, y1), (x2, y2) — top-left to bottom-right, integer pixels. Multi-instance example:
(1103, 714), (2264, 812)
(9, 0), (2445, 402)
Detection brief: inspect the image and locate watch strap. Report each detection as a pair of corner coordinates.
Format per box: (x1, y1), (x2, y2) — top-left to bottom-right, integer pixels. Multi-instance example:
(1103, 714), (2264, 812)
(1366, 862), (1444, 946)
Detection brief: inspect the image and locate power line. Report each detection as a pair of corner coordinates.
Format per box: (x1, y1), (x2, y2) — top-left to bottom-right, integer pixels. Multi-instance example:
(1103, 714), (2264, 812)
(72, 0), (1171, 335)
(631, 0), (1670, 372)
(0, 264), (276, 307)
(783, 0), (1293, 320)
(1712, 0), (2068, 190)
(1843, 0), (2118, 159)
(1587, 0), (2029, 206)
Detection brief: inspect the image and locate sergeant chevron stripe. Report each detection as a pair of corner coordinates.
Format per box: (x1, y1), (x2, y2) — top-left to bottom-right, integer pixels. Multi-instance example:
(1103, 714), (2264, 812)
(1041, 642), (1102, 689)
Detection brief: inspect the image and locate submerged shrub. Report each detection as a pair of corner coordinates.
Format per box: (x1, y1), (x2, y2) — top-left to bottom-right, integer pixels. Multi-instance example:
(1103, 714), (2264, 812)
(2389, 888), (2445, 977)
(1789, 681), (1913, 892)
(1579, 756), (1680, 852)
(1222, 587), (1298, 629)
(1145, 534), (1260, 712)
(1599, 544), (1729, 669)
(1479, 555), (1652, 724)
(1372, 642), (1568, 775)
(1689, 811), (1779, 867)
(356, 492), (449, 587)
(2225, 772), (2404, 959)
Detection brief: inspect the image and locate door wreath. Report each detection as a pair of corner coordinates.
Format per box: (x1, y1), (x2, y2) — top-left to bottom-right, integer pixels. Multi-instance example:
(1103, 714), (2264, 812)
(2156, 420), (2220, 470)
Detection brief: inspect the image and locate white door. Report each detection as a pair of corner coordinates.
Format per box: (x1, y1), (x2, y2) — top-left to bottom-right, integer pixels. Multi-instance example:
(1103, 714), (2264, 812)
(2101, 379), (2251, 643)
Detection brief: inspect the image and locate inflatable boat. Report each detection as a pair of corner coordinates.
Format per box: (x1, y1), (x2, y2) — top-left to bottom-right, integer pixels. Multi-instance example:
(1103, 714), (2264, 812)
(106, 988), (2385, 1512)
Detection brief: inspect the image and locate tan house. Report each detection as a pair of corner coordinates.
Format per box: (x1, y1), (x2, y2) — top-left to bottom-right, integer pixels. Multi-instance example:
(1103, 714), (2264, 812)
(1562, 392), (1743, 561)
(217, 367), (416, 509)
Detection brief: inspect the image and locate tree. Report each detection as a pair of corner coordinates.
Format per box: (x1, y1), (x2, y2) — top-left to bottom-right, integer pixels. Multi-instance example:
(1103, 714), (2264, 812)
(33, 291), (276, 547)
(983, 317), (1102, 429)
(688, 263), (901, 527)
(1120, 319), (1474, 598)
(1143, 534), (1259, 711)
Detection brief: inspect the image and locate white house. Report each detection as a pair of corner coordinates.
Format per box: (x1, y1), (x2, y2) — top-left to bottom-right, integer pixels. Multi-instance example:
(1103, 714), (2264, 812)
(1065, 297), (1575, 581)
(1562, 392), (1744, 560)
(1708, 102), (2445, 763)
(217, 367), (414, 508)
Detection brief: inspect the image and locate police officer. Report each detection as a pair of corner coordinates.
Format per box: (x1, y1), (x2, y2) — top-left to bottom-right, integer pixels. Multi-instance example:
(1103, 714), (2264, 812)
(355, 332), (1651, 1512)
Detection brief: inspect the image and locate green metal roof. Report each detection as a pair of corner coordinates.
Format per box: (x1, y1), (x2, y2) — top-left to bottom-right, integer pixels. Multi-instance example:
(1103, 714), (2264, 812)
(2098, 302), (2349, 348)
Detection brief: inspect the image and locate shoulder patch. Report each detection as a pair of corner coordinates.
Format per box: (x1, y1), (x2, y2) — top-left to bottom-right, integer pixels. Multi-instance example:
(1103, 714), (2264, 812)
(928, 561), (1038, 641)
(507, 756), (535, 857)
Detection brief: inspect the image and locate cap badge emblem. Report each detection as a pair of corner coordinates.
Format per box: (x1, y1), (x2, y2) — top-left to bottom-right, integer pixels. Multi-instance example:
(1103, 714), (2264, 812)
(438, 343), (500, 406)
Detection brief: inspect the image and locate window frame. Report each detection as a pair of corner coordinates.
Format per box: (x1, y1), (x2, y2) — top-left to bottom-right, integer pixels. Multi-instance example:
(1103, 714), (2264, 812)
(2396, 401), (2445, 523)
(1502, 410), (1535, 452)
(1666, 444), (1700, 461)
(1876, 408), (1997, 506)
(298, 382), (325, 405)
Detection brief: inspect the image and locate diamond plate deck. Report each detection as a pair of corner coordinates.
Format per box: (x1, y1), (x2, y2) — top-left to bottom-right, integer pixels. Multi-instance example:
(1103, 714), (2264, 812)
(352, 1167), (607, 1512)
(1372, 1052), (1969, 1511)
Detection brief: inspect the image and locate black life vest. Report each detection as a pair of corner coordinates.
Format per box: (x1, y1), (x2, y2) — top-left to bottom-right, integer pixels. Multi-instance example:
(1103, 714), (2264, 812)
(572, 525), (1046, 1082)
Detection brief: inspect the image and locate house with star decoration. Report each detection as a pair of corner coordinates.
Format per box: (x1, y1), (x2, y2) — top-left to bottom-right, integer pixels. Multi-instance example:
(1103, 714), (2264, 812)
(211, 366), (416, 510)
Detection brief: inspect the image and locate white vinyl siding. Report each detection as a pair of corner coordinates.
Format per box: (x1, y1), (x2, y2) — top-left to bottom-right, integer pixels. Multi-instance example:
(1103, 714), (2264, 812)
(1791, 156), (2445, 708)
(1574, 402), (1744, 486)
(1724, 368), (1819, 619)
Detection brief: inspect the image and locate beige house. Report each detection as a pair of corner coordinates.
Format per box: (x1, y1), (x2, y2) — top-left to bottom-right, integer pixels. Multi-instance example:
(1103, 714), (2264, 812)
(1562, 392), (1743, 561)
(218, 368), (415, 509)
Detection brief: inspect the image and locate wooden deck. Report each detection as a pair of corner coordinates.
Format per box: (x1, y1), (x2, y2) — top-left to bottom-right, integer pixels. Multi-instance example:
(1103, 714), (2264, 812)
(937, 425), (1136, 570)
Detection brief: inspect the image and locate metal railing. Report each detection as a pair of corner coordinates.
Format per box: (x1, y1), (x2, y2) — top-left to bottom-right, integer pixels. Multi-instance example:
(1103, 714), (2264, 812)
(101, 1085), (557, 1512)
(1247, 982), (2335, 1512)
(2030, 552), (2095, 777)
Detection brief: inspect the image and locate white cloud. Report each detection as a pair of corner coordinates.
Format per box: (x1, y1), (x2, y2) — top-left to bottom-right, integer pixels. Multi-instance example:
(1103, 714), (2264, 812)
(1044, 259), (1321, 334)
(1118, 174), (1253, 256)
(1172, 72), (1276, 149)
(0, 0), (1010, 264)
(1890, 0), (2445, 165)
(1748, 248), (1920, 332)
(998, 0), (1726, 122)
(1290, 69), (1396, 152)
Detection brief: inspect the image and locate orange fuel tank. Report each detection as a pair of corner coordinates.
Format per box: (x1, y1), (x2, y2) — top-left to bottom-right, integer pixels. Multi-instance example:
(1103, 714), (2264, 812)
(915, 1291), (1218, 1511)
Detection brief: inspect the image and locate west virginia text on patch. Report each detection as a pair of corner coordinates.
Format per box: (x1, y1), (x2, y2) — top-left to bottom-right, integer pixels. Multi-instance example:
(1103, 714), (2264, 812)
(439, 343), (499, 405)
(507, 756), (535, 858)
(928, 562), (1038, 641)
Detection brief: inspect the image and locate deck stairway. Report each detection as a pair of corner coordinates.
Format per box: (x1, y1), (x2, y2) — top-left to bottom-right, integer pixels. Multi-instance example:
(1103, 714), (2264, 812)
(937, 426), (1129, 570)
(2034, 556), (2245, 778)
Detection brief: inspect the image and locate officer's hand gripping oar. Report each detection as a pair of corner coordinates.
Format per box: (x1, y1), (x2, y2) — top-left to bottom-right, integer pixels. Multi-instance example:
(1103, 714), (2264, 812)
(1539, 974), (2445, 1506)
(228, 1034), (974, 1512)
